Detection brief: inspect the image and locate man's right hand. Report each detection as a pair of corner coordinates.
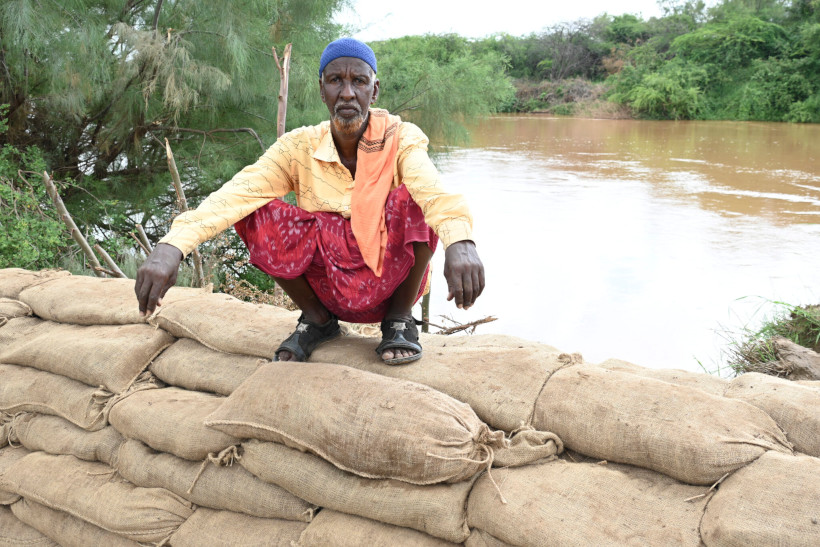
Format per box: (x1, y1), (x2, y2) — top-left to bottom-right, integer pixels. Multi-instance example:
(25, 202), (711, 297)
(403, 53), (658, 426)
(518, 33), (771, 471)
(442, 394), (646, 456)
(135, 243), (183, 316)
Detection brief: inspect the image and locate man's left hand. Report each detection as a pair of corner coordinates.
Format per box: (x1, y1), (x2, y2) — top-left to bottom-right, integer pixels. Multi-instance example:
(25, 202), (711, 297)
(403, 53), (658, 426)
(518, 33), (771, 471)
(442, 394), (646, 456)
(443, 240), (485, 309)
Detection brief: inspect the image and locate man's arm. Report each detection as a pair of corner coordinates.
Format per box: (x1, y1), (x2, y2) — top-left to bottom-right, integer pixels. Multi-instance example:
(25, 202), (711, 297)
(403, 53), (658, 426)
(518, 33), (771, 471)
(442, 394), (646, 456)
(444, 240), (484, 309)
(136, 133), (298, 314)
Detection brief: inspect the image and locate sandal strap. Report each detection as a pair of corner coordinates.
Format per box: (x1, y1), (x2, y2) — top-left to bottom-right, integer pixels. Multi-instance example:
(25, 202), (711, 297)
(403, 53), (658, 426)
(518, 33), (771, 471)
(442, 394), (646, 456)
(275, 313), (340, 361)
(375, 317), (421, 355)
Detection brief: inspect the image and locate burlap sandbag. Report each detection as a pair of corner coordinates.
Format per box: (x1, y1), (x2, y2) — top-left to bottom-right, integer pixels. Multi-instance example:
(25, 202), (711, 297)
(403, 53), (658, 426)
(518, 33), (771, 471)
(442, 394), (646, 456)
(0, 452), (193, 543)
(116, 439), (315, 521)
(0, 268), (70, 299)
(0, 317), (174, 393)
(298, 510), (460, 547)
(533, 365), (792, 484)
(701, 451), (820, 546)
(11, 498), (140, 547)
(0, 364), (112, 431)
(467, 459), (710, 546)
(149, 338), (265, 396)
(0, 504), (57, 546)
(599, 358), (729, 396)
(724, 372), (820, 457)
(169, 507), (309, 547)
(0, 298), (32, 328)
(312, 335), (569, 432)
(9, 413), (124, 466)
(465, 529), (512, 547)
(0, 412), (12, 448)
(150, 292), (297, 357)
(207, 362), (506, 485)
(796, 380), (820, 390)
(0, 447), (31, 505)
(109, 387), (239, 461)
(17, 274), (201, 325)
(241, 440), (474, 543)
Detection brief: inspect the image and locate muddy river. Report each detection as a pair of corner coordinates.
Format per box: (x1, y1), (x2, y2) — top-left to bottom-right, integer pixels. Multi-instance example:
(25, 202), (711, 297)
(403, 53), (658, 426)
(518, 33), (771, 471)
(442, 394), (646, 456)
(422, 115), (820, 373)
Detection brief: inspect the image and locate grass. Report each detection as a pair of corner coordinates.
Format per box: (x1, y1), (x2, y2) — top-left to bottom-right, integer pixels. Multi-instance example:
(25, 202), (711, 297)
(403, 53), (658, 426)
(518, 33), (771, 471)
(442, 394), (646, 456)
(723, 299), (820, 377)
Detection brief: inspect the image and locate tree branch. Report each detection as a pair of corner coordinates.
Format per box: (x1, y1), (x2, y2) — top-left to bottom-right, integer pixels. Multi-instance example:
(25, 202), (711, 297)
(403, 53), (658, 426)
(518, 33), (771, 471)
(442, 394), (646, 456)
(154, 125), (266, 151)
(165, 138), (205, 287)
(42, 172), (105, 277)
(152, 0), (164, 32)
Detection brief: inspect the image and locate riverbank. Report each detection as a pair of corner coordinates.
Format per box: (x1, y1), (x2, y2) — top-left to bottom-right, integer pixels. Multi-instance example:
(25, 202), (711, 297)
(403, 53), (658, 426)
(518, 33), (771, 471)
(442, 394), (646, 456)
(507, 78), (633, 119)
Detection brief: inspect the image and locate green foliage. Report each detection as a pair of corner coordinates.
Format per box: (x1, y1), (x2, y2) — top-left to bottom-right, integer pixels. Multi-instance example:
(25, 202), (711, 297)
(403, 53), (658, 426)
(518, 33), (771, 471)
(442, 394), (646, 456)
(670, 14), (788, 67)
(373, 35), (515, 144)
(611, 61), (707, 119)
(0, 106), (69, 268)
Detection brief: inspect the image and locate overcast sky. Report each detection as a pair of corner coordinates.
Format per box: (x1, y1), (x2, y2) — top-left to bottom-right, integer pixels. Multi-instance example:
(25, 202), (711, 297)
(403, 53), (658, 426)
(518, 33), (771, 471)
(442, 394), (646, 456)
(339, 0), (672, 41)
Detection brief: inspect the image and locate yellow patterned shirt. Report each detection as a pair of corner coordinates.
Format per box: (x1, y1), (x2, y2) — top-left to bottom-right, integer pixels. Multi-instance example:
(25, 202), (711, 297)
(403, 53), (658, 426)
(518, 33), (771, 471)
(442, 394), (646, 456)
(160, 119), (474, 257)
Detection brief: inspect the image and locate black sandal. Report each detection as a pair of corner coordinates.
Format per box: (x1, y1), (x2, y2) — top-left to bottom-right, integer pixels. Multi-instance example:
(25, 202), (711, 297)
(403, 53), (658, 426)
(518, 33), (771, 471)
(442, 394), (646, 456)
(375, 317), (423, 365)
(275, 313), (340, 362)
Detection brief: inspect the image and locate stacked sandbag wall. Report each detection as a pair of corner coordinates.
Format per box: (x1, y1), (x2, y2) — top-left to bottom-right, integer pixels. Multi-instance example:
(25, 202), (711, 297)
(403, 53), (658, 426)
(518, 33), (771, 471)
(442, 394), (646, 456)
(0, 268), (818, 546)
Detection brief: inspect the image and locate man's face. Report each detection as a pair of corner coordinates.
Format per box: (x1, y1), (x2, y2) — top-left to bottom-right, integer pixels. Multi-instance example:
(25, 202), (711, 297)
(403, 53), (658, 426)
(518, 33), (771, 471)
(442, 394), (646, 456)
(320, 57), (379, 138)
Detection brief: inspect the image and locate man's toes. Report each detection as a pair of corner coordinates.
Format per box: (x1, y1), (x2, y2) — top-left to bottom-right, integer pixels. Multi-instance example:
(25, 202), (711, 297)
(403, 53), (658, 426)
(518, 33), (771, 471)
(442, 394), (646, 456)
(278, 350), (294, 361)
(381, 349), (395, 361)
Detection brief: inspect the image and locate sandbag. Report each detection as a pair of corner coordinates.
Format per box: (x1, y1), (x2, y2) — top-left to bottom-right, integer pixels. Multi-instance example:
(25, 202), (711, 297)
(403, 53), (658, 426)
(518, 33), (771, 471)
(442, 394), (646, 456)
(149, 338), (265, 396)
(599, 358), (729, 396)
(533, 365), (792, 484)
(0, 412), (11, 448)
(465, 529), (512, 547)
(116, 439), (315, 521)
(110, 387), (239, 461)
(298, 510), (460, 547)
(0, 298), (32, 328)
(169, 507), (309, 547)
(0, 504), (57, 546)
(313, 335), (569, 431)
(0, 317), (174, 392)
(17, 274), (200, 325)
(0, 268), (70, 299)
(0, 447), (31, 505)
(724, 372), (820, 457)
(0, 364), (112, 431)
(150, 292), (297, 357)
(467, 459), (710, 546)
(241, 440), (474, 543)
(9, 413), (124, 466)
(11, 498), (140, 547)
(207, 362), (506, 485)
(0, 452), (193, 543)
(700, 452), (820, 546)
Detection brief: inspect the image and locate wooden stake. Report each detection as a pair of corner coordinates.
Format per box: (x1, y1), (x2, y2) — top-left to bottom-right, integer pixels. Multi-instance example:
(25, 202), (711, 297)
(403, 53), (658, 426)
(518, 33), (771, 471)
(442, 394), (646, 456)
(42, 172), (105, 277)
(130, 232), (151, 256)
(164, 138), (205, 288)
(272, 43), (292, 138)
(136, 224), (154, 253)
(93, 244), (127, 278)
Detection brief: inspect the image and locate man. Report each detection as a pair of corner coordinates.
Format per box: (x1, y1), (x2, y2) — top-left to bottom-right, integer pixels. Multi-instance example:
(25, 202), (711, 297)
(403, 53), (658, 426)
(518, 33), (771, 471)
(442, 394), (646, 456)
(136, 38), (484, 364)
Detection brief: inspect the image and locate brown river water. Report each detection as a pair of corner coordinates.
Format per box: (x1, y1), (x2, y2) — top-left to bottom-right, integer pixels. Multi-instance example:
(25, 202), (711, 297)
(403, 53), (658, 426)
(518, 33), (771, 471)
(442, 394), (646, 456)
(420, 115), (820, 374)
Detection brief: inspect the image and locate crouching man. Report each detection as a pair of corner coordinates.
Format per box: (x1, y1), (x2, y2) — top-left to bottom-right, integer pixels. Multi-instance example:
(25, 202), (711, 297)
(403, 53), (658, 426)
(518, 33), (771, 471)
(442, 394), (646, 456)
(136, 38), (484, 364)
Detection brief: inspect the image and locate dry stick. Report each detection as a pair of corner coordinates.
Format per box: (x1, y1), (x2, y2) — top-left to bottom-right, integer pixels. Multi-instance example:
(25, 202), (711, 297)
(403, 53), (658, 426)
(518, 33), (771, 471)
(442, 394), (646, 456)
(136, 223), (154, 253)
(93, 266), (118, 277)
(271, 43), (293, 302)
(164, 138), (205, 288)
(272, 43), (292, 139)
(130, 232), (151, 256)
(437, 315), (498, 336)
(93, 244), (127, 278)
(42, 172), (105, 277)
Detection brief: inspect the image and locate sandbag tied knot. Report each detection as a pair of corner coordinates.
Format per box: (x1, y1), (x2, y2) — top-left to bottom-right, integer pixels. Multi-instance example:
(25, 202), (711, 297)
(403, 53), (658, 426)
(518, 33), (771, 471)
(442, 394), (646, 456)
(188, 445), (242, 494)
(493, 426), (564, 468)
(2, 411), (23, 448)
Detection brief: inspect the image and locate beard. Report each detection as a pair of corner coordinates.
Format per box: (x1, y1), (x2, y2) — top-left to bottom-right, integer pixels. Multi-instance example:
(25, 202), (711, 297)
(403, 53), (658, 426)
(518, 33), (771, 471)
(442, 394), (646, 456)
(331, 103), (366, 137)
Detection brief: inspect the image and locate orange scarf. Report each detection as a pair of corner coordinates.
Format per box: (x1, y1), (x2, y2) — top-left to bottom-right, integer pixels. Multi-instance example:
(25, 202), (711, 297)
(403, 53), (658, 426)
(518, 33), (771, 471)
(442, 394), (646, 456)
(351, 108), (401, 277)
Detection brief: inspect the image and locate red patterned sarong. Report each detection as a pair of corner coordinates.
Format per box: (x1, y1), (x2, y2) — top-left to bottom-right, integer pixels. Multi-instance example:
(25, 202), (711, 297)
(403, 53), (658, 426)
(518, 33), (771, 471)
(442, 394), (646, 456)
(234, 185), (437, 323)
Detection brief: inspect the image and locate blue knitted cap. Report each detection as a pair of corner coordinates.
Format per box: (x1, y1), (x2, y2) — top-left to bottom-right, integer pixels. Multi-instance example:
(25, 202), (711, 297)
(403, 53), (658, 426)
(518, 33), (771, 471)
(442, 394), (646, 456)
(319, 38), (377, 77)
